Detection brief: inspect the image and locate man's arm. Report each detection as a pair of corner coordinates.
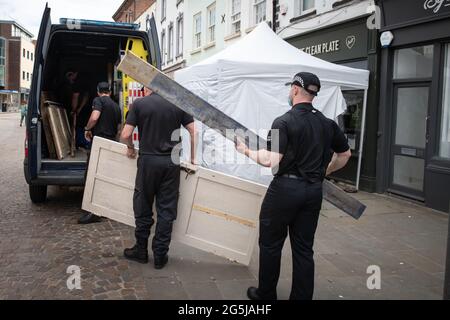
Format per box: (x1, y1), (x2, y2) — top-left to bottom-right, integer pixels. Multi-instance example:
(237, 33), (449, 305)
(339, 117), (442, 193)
(85, 110), (101, 131)
(235, 139), (284, 168)
(120, 124), (137, 159)
(71, 92), (80, 113)
(184, 122), (198, 164)
(326, 149), (351, 176)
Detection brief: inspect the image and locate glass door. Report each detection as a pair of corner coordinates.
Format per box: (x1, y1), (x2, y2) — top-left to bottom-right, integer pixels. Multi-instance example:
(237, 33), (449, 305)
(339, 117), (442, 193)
(389, 84), (430, 199)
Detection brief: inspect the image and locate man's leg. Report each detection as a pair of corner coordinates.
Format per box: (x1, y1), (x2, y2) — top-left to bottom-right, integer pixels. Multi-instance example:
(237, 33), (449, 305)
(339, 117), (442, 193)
(124, 156), (158, 263)
(288, 182), (322, 300)
(256, 179), (293, 300)
(152, 161), (180, 268)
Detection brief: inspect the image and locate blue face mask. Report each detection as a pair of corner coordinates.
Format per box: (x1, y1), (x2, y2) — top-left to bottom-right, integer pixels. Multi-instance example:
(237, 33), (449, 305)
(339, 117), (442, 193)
(288, 94), (293, 107)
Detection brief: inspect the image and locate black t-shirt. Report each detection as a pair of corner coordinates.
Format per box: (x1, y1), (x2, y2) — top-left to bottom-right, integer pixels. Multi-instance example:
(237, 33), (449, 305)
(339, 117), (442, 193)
(92, 96), (121, 139)
(125, 93), (194, 155)
(267, 103), (349, 179)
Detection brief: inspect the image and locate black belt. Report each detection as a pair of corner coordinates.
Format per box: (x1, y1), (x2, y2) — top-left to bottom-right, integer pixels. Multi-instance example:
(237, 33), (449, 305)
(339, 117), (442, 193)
(281, 174), (303, 180)
(280, 173), (321, 183)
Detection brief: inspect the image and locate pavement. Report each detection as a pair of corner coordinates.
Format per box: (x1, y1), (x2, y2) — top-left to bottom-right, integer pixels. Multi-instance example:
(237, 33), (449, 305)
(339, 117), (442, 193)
(0, 112), (448, 300)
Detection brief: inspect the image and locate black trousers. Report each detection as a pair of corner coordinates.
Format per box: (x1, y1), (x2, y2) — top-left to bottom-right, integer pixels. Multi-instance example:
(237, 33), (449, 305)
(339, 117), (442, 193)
(258, 176), (322, 300)
(133, 155), (180, 257)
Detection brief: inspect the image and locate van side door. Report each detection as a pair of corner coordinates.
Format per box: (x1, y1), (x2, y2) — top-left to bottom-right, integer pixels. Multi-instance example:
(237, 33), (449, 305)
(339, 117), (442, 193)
(27, 5), (51, 180)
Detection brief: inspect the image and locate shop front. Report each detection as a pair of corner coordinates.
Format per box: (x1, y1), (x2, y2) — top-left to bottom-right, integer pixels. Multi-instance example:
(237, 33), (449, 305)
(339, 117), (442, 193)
(377, 0), (450, 212)
(285, 17), (380, 192)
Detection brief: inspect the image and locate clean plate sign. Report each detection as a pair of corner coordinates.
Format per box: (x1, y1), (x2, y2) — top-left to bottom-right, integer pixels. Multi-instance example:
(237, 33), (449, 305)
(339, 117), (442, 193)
(288, 20), (368, 62)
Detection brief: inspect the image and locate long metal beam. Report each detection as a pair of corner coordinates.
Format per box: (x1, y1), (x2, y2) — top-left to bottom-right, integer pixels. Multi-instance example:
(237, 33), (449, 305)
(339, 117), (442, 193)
(118, 52), (366, 219)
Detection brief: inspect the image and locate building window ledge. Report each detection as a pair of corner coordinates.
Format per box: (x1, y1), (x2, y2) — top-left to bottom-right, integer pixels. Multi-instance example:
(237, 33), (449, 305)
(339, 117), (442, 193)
(332, 0), (354, 9)
(289, 10), (317, 23)
(245, 26), (256, 34)
(190, 48), (202, 55)
(224, 32), (241, 42)
(203, 41), (216, 50)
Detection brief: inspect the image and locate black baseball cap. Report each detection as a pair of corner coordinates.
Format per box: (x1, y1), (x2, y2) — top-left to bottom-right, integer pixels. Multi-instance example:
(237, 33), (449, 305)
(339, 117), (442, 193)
(97, 82), (111, 93)
(285, 72), (321, 96)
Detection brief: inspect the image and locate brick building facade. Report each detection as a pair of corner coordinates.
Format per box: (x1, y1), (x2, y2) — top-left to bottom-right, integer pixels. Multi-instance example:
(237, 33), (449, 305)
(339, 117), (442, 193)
(113, 0), (156, 23)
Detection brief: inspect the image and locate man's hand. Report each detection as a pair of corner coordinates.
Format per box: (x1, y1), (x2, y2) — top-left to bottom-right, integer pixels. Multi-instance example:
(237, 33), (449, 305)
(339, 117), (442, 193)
(234, 137), (247, 155)
(126, 146), (137, 159)
(84, 130), (93, 142)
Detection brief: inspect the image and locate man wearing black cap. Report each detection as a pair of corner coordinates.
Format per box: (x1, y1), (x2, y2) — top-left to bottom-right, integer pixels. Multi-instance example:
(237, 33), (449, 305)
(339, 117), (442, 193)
(79, 82), (122, 224)
(236, 72), (351, 300)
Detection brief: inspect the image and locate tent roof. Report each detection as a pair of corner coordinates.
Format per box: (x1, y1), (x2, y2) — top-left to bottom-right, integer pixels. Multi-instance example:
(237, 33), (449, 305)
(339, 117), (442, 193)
(179, 23), (369, 89)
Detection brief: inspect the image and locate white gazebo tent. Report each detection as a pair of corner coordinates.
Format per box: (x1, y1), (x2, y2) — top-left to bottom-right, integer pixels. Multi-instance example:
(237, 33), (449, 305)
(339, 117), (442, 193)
(175, 23), (370, 189)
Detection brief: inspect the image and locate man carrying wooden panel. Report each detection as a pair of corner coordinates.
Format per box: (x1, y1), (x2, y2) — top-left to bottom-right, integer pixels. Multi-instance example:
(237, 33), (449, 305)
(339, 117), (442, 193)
(120, 87), (197, 269)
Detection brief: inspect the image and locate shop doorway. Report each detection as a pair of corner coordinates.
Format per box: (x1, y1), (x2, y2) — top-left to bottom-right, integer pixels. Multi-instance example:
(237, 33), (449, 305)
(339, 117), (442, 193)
(389, 84), (430, 200)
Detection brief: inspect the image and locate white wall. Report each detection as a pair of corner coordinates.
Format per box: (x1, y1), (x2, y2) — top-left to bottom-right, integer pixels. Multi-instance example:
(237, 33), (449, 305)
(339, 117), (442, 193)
(183, 0), (273, 66)
(19, 38), (34, 90)
(277, 0), (374, 39)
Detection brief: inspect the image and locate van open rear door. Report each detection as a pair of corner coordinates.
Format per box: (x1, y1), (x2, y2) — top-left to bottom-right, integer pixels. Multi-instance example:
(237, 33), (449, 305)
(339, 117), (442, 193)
(146, 14), (161, 69)
(27, 5), (51, 180)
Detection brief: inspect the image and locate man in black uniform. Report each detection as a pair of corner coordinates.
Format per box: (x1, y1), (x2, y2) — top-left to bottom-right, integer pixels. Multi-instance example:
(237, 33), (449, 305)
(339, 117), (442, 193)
(236, 72), (351, 300)
(120, 88), (197, 269)
(79, 82), (122, 224)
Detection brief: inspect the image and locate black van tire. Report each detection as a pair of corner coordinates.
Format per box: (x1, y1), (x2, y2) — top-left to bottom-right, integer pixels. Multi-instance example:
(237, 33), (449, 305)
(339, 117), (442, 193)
(29, 185), (47, 203)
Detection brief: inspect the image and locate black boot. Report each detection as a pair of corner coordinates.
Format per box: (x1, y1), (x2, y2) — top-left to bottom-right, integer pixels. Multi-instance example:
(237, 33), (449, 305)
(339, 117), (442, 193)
(78, 212), (101, 224)
(124, 239), (148, 264)
(154, 254), (168, 270)
(247, 287), (263, 300)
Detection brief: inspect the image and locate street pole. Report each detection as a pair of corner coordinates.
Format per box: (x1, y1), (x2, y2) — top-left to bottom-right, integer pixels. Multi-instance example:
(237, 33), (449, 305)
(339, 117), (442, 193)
(444, 202), (450, 300)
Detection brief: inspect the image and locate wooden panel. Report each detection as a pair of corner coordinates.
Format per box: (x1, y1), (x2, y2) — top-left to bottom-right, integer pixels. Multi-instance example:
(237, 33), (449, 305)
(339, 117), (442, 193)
(82, 137), (267, 265)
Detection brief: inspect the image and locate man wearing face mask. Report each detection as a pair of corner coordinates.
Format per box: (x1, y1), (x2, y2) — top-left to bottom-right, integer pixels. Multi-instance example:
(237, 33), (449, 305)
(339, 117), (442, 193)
(235, 72), (351, 300)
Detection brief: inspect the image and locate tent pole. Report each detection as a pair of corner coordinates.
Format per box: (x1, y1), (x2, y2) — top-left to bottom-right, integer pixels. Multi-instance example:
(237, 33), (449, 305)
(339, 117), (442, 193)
(356, 88), (368, 191)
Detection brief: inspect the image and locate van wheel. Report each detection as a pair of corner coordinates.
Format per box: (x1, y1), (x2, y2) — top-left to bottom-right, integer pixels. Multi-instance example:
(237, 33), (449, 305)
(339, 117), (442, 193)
(29, 185), (47, 203)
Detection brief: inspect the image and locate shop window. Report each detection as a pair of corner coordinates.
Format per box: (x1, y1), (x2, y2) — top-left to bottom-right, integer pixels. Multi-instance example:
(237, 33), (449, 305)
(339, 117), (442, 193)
(440, 44), (450, 159)
(338, 91), (364, 153)
(393, 45), (434, 79)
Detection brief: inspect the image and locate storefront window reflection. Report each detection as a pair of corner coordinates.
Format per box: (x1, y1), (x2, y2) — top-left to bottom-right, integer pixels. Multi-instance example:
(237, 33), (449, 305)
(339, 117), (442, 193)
(338, 91), (364, 154)
(440, 44), (450, 159)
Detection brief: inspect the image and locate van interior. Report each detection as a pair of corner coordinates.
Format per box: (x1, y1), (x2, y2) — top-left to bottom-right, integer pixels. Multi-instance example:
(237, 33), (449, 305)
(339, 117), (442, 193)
(39, 32), (146, 165)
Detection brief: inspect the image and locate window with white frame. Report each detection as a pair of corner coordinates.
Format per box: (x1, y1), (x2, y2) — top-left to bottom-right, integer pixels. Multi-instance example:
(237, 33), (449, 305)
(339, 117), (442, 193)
(176, 14), (184, 57)
(253, 0), (267, 25)
(168, 23), (174, 62)
(0, 37), (5, 87)
(298, 0), (315, 15)
(193, 13), (202, 49)
(161, 29), (166, 65)
(161, 0), (167, 21)
(231, 0), (241, 34)
(207, 3), (216, 44)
